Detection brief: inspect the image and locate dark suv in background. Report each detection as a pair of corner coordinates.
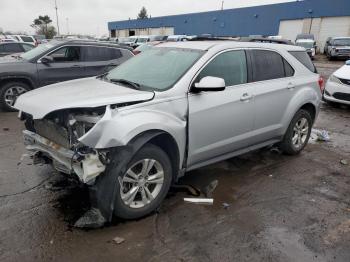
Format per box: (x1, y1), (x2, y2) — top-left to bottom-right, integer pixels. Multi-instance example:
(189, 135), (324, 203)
(0, 40), (134, 111)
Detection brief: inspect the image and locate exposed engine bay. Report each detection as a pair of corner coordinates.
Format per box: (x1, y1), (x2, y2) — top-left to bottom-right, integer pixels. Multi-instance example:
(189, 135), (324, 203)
(21, 106), (108, 184)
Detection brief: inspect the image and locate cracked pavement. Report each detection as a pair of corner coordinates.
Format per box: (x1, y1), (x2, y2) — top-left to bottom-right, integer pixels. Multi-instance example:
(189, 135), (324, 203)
(0, 56), (350, 262)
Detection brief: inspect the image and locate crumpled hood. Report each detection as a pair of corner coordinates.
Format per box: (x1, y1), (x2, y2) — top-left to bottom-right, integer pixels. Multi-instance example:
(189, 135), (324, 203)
(333, 64), (350, 80)
(15, 77), (155, 119)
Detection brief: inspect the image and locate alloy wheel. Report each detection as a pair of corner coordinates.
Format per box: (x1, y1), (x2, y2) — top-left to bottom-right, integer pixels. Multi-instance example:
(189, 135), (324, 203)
(119, 159), (164, 209)
(292, 117), (309, 149)
(4, 86), (27, 108)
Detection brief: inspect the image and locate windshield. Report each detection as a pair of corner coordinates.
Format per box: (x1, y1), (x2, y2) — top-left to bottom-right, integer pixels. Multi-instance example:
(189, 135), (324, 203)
(333, 39), (350, 46)
(21, 41), (59, 60)
(106, 48), (203, 91)
(296, 42), (314, 49)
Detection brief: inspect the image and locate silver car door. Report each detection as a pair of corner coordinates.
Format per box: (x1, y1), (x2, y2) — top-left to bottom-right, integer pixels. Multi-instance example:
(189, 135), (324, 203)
(247, 49), (296, 144)
(187, 50), (255, 168)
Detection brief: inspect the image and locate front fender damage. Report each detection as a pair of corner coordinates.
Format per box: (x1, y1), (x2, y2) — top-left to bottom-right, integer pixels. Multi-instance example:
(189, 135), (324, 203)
(89, 130), (166, 223)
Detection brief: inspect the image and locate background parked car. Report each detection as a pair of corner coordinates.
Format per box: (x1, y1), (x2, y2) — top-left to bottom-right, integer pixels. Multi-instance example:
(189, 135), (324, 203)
(295, 39), (316, 59)
(296, 33), (315, 41)
(325, 37), (350, 60)
(166, 35), (187, 42)
(0, 40), (134, 111)
(323, 60), (350, 105)
(0, 42), (35, 57)
(9, 35), (37, 46)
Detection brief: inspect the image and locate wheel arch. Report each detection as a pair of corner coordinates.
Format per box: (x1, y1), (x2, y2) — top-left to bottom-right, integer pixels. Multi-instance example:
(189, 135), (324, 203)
(0, 76), (35, 90)
(299, 103), (316, 123)
(127, 130), (181, 182)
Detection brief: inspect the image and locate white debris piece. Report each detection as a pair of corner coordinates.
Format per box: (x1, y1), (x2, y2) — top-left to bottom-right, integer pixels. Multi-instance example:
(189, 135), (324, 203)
(184, 198), (214, 205)
(310, 129), (330, 142)
(112, 236), (125, 245)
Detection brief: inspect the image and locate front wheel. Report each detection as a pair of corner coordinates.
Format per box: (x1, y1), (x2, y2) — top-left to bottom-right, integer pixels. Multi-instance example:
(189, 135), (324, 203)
(280, 109), (312, 155)
(0, 81), (30, 111)
(111, 144), (172, 219)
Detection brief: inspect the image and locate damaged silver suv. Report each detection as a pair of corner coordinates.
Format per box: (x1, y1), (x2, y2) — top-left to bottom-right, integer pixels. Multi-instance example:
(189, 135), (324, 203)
(15, 41), (323, 221)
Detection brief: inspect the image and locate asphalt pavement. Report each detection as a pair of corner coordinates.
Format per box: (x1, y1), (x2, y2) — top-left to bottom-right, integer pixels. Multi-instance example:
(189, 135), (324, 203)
(0, 56), (349, 262)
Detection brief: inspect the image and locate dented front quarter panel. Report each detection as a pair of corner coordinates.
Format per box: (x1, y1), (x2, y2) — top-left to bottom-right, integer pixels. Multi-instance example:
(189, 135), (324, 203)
(79, 95), (188, 168)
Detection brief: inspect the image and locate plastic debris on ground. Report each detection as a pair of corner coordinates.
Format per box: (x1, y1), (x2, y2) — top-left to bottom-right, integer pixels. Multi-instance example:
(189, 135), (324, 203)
(340, 159), (348, 165)
(112, 236), (125, 245)
(222, 203), (230, 209)
(184, 198), (214, 205)
(73, 208), (106, 229)
(203, 180), (219, 198)
(310, 129), (330, 143)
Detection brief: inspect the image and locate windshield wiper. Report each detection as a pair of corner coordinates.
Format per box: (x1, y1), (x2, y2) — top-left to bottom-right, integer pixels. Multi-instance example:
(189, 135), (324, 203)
(109, 78), (141, 90)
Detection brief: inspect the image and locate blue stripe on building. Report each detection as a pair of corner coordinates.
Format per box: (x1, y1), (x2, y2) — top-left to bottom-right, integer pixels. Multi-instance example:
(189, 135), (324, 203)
(108, 0), (350, 36)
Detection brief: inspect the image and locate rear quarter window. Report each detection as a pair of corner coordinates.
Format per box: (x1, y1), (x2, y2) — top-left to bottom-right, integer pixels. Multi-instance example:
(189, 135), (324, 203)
(289, 51), (317, 73)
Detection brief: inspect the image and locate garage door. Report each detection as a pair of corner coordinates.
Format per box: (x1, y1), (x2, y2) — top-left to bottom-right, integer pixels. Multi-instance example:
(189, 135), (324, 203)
(278, 19), (304, 42)
(318, 17), (350, 52)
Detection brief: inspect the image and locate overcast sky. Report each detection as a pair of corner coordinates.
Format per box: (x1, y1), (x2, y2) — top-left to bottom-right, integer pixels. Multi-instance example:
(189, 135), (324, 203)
(0, 0), (294, 36)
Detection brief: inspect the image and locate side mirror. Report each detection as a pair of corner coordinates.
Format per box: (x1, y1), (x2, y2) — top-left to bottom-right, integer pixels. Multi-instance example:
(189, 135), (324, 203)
(346, 60), (350, 66)
(194, 76), (226, 92)
(40, 56), (53, 64)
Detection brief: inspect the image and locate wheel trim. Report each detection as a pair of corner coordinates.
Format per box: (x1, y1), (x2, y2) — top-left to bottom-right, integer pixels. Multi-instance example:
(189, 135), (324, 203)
(119, 159), (164, 209)
(4, 86), (27, 107)
(292, 117), (309, 149)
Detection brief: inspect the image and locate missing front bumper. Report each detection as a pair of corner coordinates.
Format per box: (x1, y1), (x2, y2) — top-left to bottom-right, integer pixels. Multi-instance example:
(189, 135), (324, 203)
(23, 130), (106, 184)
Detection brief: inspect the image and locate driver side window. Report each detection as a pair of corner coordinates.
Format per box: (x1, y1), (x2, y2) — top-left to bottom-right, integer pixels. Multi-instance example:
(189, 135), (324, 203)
(48, 46), (81, 62)
(196, 50), (247, 87)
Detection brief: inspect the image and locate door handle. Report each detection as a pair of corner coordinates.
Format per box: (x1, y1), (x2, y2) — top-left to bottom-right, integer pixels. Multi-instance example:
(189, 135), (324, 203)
(240, 92), (252, 101)
(287, 83), (295, 90)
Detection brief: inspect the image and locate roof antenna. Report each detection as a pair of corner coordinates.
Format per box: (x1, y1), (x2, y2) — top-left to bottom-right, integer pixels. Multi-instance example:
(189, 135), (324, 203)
(221, 1), (224, 10)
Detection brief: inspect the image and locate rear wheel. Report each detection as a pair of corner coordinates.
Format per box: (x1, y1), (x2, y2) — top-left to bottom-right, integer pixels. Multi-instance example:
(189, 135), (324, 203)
(280, 109), (312, 155)
(111, 144), (172, 219)
(0, 81), (30, 111)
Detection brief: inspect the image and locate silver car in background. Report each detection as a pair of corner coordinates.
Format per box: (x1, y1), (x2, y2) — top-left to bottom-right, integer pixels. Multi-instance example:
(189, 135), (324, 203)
(15, 41), (323, 221)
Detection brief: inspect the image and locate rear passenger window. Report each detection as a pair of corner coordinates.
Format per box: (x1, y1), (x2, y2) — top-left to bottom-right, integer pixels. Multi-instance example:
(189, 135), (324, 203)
(251, 50), (285, 81)
(83, 46), (122, 61)
(283, 59), (294, 77)
(289, 51), (317, 73)
(196, 50), (247, 86)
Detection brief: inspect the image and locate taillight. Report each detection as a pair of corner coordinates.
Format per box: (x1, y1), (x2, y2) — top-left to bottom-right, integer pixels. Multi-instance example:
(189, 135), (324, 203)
(318, 76), (325, 92)
(132, 50), (141, 55)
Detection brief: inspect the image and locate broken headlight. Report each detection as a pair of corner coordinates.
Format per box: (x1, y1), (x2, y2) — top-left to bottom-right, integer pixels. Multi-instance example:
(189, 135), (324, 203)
(68, 114), (102, 145)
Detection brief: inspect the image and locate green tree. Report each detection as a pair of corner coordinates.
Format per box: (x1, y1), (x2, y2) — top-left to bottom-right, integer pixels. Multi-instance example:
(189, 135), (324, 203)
(31, 15), (56, 39)
(137, 7), (148, 19)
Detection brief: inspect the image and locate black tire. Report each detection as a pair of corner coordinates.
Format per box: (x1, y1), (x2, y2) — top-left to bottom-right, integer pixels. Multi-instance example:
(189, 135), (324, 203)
(111, 144), (172, 219)
(0, 81), (30, 112)
(280, 109), (312, 155)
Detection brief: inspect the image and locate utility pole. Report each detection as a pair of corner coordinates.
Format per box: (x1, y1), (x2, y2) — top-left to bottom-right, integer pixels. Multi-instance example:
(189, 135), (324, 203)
(66, 18), (69, 35)
(54, 0), (60, 36)
(221, 1), (224, 10)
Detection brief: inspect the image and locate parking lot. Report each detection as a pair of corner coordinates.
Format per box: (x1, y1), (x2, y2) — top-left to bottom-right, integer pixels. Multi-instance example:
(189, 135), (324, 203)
(0, 55), (349, 262)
